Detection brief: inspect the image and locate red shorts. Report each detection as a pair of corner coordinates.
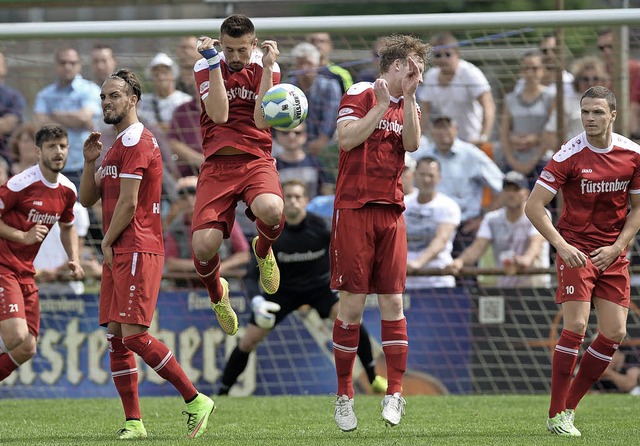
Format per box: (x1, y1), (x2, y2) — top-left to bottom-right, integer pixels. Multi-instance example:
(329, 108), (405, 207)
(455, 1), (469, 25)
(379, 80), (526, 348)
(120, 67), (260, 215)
(99, 252), (163, 327)
(555, 254), (630, 307)
(192, 154), (283, 238)
(330, 204), (407, 294)
(0, 272), (39, 337)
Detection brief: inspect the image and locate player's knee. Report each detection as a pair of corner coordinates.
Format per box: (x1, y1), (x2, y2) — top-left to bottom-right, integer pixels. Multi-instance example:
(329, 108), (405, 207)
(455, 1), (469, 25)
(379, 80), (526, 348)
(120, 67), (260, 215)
(192, 231), (222, 260)
(12, 335), (37, 363)
(600, 328), (626, 343)
(256, 202), (283, 226)
(3, 325), (30, 351)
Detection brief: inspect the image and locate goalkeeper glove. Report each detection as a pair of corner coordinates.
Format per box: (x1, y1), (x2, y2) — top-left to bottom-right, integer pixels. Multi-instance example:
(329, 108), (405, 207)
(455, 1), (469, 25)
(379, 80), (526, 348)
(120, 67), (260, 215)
(197, 41), (221, 70)
(251, 295), (281, 329)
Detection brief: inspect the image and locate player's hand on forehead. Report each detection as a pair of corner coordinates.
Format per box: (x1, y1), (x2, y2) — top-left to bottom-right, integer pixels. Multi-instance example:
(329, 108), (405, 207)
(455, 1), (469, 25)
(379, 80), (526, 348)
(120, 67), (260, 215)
(196, 36), (220, 51)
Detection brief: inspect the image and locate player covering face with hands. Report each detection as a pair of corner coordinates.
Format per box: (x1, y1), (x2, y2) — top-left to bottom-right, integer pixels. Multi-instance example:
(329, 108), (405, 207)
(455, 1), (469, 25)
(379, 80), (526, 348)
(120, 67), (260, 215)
(330, 34), (429, 432)
(80, 70), (214, 440)
(190, 14), (286, 337)
(0, 124), (84, 382)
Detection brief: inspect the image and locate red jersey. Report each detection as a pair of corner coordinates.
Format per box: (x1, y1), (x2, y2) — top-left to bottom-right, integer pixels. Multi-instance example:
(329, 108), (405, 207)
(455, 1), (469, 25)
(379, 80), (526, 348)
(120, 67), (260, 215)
(537, 132), (640, 252)
(0, 165), (76, 279)
(334, 82), (419, 210)
(194, 50), (281, 160)
(100, 122), (164, 255)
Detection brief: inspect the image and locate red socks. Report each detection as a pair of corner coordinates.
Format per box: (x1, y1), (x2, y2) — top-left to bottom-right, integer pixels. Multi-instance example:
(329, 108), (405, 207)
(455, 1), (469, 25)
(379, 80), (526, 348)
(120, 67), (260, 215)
(566, 332), (619, 410)
(108, 334), (141, 420)
(549, 329), (584, 417)
(0, 352), (19, 381)
(333, 319), (360, 398)
(255, 214), (285, 258)
(381, 318), (408, 395)
(193, 254), (223, 303)
(123, 332), (197, 402)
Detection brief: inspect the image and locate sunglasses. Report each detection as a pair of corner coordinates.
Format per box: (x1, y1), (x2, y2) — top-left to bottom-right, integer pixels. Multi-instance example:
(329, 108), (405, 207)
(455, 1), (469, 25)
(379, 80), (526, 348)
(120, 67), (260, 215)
(523, 65), (543, 71)
(579, 76), (601, 83)
(177, 186), (197, 198)
(540, 48), (554, 54)
(598, 44), (613, 52)
(434, 52), (452, 59)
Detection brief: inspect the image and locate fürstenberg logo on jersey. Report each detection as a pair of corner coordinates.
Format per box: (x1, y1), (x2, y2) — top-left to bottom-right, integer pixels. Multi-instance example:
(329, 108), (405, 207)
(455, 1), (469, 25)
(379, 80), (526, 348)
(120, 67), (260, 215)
(376, 119), (403, 135)
(227, 86), (257, 101)
(580, 178), (630, 194)
(101, 165), (118, 179)
(27, 209), (60, 225)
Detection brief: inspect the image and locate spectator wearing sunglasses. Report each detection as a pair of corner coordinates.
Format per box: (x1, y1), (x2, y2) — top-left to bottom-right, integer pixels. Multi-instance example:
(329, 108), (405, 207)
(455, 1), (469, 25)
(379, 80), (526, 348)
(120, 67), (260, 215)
(418, 32), (495, 146)
(514, 32), (574, 98)
(274, 122), (333, 198)
(163, 176), (251, 285)
(597, 28), (640, 133)
(542, 56), (611, 148)
(501, 50), (555, 186)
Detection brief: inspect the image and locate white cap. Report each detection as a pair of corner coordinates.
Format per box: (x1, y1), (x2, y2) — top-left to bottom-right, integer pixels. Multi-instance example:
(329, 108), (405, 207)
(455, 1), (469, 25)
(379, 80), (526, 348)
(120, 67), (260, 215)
(146, 52), (178, 79)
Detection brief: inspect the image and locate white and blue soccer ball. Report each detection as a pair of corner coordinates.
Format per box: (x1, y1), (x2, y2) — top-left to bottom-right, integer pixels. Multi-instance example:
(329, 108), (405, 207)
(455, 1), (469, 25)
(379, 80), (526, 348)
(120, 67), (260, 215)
(261, 83), (309, 131)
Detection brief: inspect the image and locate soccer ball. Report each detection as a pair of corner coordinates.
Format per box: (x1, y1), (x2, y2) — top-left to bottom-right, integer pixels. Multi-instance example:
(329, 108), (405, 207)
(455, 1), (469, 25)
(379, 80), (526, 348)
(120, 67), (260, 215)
(261, 83), (309, 131)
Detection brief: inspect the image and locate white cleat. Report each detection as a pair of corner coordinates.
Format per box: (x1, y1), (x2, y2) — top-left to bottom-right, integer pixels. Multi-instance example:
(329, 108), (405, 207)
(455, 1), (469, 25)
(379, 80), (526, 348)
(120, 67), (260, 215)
(334, 395), (357, 432)
(381, 392), (406, 427)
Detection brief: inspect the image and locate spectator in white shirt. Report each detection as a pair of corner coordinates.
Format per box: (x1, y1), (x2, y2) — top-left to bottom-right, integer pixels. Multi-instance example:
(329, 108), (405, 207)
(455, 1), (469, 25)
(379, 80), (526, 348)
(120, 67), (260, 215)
(450, 171), (550, 288)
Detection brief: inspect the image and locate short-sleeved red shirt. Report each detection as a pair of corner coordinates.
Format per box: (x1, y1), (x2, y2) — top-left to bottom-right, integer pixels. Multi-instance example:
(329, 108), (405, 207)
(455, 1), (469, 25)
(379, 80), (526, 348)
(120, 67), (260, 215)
(0, 165), (76, 279)
(536, 132), (640, 253)
(333, 82), (419, 210)
(99, 122), (164, 255)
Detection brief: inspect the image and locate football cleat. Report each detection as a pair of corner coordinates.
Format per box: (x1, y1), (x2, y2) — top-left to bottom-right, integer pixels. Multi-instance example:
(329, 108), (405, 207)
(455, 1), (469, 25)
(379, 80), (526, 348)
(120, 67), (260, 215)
(117, 419), (147, 440)
(381, 392), (406, 427)
(371, 375), (388, 394)
(252, 236), (280, 294)
(334, 395), (357, 432)
(211, 278), (238, 336)
(183, 393), (216, 439)
(546, 410), (581, 437)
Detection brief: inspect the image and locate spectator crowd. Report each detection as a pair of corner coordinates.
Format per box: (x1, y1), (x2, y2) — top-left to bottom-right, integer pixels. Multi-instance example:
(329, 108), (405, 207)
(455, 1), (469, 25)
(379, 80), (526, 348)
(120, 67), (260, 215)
(1, 28), (639, 291)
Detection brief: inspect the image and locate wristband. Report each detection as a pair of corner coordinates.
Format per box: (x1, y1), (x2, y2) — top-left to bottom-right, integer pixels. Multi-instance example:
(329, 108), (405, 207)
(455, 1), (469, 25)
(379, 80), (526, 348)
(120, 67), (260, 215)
(198, 46), (220, 70)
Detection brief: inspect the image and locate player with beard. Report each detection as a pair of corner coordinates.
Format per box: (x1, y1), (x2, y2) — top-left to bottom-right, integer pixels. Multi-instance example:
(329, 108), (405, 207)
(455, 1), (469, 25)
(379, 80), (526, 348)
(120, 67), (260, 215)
(191, 14), (284, 337)
(80, 69), (214, 440)
(0, 124), (84, 381)
(217, 179), (387, 396)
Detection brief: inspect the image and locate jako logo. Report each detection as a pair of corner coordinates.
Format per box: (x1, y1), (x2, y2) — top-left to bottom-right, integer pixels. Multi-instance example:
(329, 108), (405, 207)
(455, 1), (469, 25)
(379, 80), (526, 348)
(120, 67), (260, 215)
(582, 169), (593, 173)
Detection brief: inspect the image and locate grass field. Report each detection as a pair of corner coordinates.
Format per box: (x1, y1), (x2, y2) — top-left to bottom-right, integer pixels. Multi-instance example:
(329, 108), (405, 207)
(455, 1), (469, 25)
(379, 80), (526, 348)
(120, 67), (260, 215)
(1, 394), (639, 445)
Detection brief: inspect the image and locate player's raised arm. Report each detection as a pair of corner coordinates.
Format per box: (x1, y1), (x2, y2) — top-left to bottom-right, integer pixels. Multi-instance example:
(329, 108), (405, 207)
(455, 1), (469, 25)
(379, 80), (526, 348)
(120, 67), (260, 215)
(79, 131), (102, 207)
(337, 79), (389, 152)
(401, 56), (423, 153)
(198, 36), (229, 124)
(254, 39), (279, 129)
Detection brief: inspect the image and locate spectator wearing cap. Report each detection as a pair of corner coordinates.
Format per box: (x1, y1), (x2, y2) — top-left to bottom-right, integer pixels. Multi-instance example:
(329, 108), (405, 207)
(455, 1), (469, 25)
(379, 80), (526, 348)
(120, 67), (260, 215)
(418, 32), (495, 145)
(450, 171), (550, 288)
(405, 156), (461, 289)
(411, 114), (503, 255)
(138, 52), (192, 133)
